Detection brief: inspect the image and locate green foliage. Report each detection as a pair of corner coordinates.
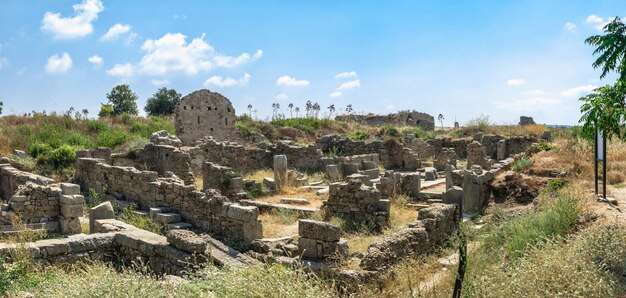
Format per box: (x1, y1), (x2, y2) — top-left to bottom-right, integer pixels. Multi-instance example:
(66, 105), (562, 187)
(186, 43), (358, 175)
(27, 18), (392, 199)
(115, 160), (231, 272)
(28, 143), (53, 158)
(98, 104), (114, 117)
(537, 141), (558, 151)
(466, 114), (492, 130)
(270, 117), (334, 134)
(87, 120), (108, 133)
(96, 128), (129, 148)
(118, 204), (166, 235)
(544, 178), (569, 193)
(0, 100), (3, 115)
(144, 87), (181, 116)
(324, 146), (340, 158)
(106, 84), (139, 116)
(128, 117), (175, 138)
(485, 192), (581, 259)
(579, 80), (626, 141)
(512, 157), (533, 171)
(30, 143), (76, 170)
(379, 125), (400, 138)
(0, 259), (52, 294)
(585, 17), (626, 80)
(349, 130), (369, 140)
(244, 183), (266, 198)
(401, 127), (424, 139)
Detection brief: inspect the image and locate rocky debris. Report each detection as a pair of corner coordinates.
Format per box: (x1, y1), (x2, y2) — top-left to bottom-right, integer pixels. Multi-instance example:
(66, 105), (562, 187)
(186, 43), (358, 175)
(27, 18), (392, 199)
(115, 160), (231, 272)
(13, 149), (26, 157)
(299, 219), (341, 242)
(149, 130), (183, 147)
(491, 171), (545, 204)
(166, 230), (208, 254)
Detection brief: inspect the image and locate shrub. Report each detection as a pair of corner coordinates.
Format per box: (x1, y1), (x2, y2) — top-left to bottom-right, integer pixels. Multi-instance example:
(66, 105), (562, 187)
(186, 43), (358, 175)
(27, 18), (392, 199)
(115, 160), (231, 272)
(512, 157), (533, 171)
(544, 178), (569, 192)
(47, 145), (76, 169)
(98, 104), (114, 117)
(607, 170), (626, 185)
(97, 128), (129, 148)
(87, 120), (108, 133)
(538, 141), (558, 151)
(28, 143), (53, 158)
(350, 131), (369, 140)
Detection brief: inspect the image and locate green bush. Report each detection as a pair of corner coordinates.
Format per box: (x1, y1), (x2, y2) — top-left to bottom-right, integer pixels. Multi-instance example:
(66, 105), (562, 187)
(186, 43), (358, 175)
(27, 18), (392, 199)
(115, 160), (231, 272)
(28, 143), (53, 158)
(512, 157), (534, 171)
(46, 145), (76, 169)
(545, 178), (569, 193)
(97, 128), (129, 148)
(270, 117), (334, 134)
(350, 130), (369, 140)
(538, 141), (558, 151)
(87, 120), (108, 133)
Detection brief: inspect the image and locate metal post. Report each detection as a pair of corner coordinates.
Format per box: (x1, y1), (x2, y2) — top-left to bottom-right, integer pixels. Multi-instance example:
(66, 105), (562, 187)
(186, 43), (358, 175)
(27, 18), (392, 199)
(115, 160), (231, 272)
(603, 132), (607, 199)
(452, 193), (466, 298)
(594, 128), (598, 196)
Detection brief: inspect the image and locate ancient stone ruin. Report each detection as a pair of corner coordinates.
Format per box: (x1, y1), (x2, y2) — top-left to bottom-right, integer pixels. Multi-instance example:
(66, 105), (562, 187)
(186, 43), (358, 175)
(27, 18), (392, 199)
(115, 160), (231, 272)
(336, 110), (435, 131)
(174, 89), (238, 146)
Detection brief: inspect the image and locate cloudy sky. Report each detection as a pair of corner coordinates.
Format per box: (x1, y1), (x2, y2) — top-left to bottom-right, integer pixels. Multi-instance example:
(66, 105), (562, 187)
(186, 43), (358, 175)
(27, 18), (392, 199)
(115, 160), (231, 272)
(0, 0), (623, 125)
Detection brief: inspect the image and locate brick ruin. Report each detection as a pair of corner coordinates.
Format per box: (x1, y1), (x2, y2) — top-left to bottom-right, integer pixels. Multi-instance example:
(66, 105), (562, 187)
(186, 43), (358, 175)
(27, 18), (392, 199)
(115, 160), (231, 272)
(174, 89), (238, 146)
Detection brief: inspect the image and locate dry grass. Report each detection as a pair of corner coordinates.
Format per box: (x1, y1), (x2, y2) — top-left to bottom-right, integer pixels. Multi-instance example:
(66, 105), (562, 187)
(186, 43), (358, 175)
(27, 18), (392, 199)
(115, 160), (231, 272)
(242, 168), (274, 182)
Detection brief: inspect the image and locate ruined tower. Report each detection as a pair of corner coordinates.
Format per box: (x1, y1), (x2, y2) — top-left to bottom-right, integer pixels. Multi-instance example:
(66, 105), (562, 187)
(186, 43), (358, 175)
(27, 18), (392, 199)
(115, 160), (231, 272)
(174, 89), (237, 146)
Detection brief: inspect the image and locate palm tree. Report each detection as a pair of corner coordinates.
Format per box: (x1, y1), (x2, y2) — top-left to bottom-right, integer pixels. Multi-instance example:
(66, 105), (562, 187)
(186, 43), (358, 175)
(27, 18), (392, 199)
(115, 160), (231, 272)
(247, 104), (253, 116)
(295, 107), (300, 118)
(438, 113), (445, 129)
(327, 104), (336, 119)
(345, 104), (353, 115)
(288, 103), (294, 118)
(585, 17), (626, 80)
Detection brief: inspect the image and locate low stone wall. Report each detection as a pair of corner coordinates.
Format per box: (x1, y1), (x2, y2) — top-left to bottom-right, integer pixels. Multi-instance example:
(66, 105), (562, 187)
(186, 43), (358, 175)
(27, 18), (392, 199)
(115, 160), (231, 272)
(298, 219), (348, 260)
(0, 219), (208, 276)
(317, 135), (385, 157)
(0, 164), (55, 200)
(360, 203), (458, 271)
(75, 158), (263, 244)
(323, 179), (390, 231)
(273, 141), (331, 172)
(188, 137), (272, 174)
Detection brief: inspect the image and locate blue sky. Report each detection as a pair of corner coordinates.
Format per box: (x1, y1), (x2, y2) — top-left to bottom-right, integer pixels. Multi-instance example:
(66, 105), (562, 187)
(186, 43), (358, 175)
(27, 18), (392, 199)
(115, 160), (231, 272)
(0, 1), (624, 125)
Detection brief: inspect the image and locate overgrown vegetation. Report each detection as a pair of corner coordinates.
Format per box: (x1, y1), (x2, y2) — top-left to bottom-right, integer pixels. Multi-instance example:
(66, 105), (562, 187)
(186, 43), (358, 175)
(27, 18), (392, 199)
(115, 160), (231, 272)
(512, 156), (534, 171)
(117, 204), (166, 235)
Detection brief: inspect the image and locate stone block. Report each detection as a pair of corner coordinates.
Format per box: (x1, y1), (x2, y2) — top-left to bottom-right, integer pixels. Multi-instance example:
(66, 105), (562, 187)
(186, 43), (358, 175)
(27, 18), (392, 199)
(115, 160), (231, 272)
(343, 163), (360, 176)
(325, 165), (341, 182)
(60, 194), (84, 205)
(59, 216), (82, 234)
(61, 204), (83, 218)
(60, 183), (81, 195)
(298, 237), (349, 260)
(362, 161), (377, 170)
(263, 177), (276, 191)
(227, 205), (259, 222)
(154, 213), (181, 224)
(424, 167), (438, 181)
(166, 230), (208, 254)
(496, 140), (507, 161)
(362, 168), (380, 180)
(273, 155), (288, 189)
(298, 219), (341, 242)
(443, 186), (463, 205)
(89, 201), (115, 233)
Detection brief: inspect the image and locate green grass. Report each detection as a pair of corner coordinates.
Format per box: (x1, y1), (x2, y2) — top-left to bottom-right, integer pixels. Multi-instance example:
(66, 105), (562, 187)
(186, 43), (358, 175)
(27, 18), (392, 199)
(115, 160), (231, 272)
(117, 205), (167, 235)
(512, 157), (534, 171)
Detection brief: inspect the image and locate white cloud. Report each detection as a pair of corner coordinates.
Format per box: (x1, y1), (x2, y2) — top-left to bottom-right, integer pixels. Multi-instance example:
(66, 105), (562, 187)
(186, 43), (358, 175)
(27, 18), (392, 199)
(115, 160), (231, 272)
(41, 0), (103, 39)
(0, 57), (8, 69)
(151, 79), (170, 86)
(125, 32), (138, 45)
(203, 72), (251, 88)
(100, 24), (131, 41)
(105, 63), (134, 77)
(45, 52), (72, 74)
(275, 93), (289, 100)
(385, 104), (396, 112)
(560, 84), (596, 97)
(87, 55), (103, 66)
(213, 49), (262, 68)
(329, 91), (342, 98)
(173, 14), (187, 20)
(564, 22), (576, 31)
(337, 79), (360, 91)
(586, 14), (609, 31)
(276, 75), (309, 87)
(506, 78), (526, 86)
(334, 71), (358, 79)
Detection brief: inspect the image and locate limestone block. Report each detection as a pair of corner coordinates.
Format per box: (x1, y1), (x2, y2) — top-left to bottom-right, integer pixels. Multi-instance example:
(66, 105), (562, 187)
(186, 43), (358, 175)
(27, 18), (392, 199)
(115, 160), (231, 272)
(89, 201), (115, 233)
(273, 155), (288, 189)
(443, 186), (463, 205)
(496, 140), (507, 161)
(298, 237), (349, 260)
(59, 216), (82, 234)
(242, 220), (263, 244)
(263, 177), (276, 191)
(166, 230), (208, 254)
(60, 183), (81, 195)
(298, 219), (341, 242)
(362, 161), (377, 170)
(227, 205), (259, 222)
(61, 204), (83, 218)
(325, 165), (341, 182)
(60, 194), (84, 205)
(424, 167), (438, 181)
(361, 168), (380, 180)
(343, 163), (360, 176)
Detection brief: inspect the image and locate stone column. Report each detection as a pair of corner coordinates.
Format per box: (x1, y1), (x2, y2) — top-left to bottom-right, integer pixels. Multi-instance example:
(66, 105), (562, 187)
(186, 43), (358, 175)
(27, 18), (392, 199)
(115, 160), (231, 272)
(496, 140), (507, 161)
(273, 155), (288, 190)
(445, 164), (456, 190)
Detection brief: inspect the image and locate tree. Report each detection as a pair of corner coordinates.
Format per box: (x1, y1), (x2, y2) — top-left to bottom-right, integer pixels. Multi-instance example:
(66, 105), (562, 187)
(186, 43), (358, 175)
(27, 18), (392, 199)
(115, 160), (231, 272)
(327, 104), (335, 118)
(585, 17), (626, 80)
(106, 84), (138, 115)
(288, 103), (294, 118)
(579, 81), (626, 140)
(98, 104), (114, 117)
(247, 104), (253, 116)
(0, 100), (3, 115)
(438, 113), (445, 128)
(579, 17), (626, 140)
(144, 87), (181, 116)
(295, 107), (300, 118)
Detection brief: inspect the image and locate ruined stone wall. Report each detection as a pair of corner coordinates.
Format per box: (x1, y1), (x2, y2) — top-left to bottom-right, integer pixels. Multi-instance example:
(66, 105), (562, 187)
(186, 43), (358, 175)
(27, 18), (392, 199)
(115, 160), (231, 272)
(127, 144), (195, 185)
(360, 203), (458, 271)
(188, 137), (272, 174)
(0, 164), (55, 200)
(323, 179), (390, 231)
(74, 158), (263, 243)
(336, 111), (435, 131)
(316, 135), (384, 157)
(175, 89), (237, 146)
(272, 141), (331, 172)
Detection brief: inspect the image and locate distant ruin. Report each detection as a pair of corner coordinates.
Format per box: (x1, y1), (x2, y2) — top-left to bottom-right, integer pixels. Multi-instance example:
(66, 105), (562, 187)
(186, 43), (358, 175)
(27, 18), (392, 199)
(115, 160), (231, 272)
(336, 110), (435, 131)
(174, 89), (238, 146)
